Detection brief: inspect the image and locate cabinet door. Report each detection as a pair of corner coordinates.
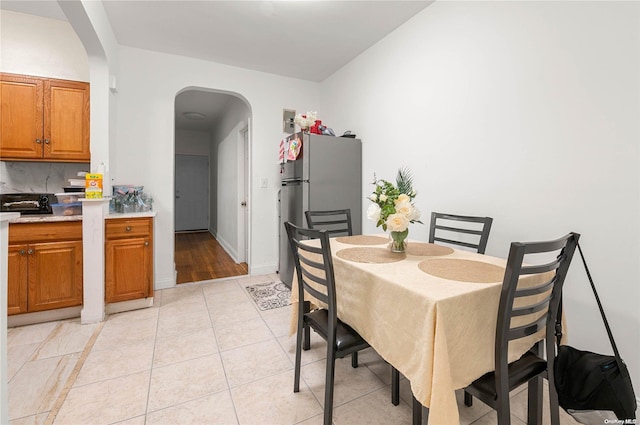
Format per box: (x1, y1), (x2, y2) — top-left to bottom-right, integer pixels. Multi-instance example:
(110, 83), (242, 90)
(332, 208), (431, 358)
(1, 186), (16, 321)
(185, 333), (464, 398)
(27, 240), (83, 312)
(7, 244), (28, 315)
(0, 74), (44, 159)
(106, 237), (152, 303)
(44, 79), (90, 161)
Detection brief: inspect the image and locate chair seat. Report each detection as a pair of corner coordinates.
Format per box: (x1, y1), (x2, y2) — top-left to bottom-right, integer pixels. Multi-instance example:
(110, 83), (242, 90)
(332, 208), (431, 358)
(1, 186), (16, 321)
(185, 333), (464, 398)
(469, 351), (547, 400)
(305, 309), (369, 354)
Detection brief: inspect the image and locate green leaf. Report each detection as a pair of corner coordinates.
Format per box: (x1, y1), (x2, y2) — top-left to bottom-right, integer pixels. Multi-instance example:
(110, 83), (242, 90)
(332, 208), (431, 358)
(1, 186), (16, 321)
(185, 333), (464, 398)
(396, 167), (415, 195)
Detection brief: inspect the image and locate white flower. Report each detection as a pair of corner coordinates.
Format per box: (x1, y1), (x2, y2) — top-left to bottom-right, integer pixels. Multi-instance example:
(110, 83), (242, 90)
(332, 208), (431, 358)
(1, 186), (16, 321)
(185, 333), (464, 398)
(369, 194), (377, 202)
(395, 200), (414, 218)
(396, 194), (410, 204)
(294, 111), (318, 128)
(379, 194), (388, 202)
(367, 203), (381, 223)
(409, 206), (421, 222)
(386, 213), (410, 232)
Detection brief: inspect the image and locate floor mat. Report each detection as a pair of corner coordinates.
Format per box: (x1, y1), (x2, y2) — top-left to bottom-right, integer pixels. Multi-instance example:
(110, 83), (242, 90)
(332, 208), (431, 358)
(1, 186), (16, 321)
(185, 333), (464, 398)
(245, 281), (291, 311)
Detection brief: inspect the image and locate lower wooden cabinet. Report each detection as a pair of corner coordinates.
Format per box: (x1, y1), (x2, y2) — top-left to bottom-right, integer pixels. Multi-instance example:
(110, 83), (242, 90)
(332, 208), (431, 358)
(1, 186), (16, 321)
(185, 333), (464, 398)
(105, 217), (153, 303)
(8, 221), (83, 315)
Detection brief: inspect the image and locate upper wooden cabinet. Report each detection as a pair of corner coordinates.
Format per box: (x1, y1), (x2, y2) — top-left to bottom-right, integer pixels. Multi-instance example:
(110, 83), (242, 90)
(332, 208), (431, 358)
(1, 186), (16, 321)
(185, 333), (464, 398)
(0, 73), (90, 162)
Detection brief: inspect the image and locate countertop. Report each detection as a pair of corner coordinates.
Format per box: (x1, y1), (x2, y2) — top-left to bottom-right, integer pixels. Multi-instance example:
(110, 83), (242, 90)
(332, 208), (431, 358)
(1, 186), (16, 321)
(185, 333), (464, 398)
(8, 211), (156, 224)
(0, 212), (20, 222)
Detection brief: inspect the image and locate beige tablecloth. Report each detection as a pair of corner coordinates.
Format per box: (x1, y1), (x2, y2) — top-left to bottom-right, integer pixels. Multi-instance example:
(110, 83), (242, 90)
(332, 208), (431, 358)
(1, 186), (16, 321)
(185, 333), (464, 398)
(290, 235), (550, 425)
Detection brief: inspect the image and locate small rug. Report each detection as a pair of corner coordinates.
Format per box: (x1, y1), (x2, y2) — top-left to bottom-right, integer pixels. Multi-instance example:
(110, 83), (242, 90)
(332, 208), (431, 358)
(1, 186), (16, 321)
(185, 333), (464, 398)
(245, 281), (291, 311)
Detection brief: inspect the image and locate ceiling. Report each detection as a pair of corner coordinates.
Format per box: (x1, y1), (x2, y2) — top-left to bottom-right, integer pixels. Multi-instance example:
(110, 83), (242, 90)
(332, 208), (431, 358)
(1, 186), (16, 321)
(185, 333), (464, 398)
(1, 0), (432, 131)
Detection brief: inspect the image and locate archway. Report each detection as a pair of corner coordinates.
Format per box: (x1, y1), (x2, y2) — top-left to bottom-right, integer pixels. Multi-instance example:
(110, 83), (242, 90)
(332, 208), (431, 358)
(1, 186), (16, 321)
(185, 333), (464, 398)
(174, 88), (251, 283)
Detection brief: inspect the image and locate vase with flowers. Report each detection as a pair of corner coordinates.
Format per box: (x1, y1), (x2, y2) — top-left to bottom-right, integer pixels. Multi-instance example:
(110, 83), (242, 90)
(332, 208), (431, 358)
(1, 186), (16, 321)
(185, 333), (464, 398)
(367, 168), (422, 253)
(294, 111), (317, 133)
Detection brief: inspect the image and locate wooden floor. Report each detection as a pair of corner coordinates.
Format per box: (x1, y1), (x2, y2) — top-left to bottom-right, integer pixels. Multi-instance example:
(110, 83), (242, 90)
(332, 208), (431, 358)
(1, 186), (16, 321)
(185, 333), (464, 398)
(174, 231), (248, 284)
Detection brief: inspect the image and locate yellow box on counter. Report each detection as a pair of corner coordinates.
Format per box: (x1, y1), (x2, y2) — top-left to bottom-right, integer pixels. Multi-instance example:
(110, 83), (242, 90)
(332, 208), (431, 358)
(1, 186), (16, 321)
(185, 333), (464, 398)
(85, 173), (103, 198)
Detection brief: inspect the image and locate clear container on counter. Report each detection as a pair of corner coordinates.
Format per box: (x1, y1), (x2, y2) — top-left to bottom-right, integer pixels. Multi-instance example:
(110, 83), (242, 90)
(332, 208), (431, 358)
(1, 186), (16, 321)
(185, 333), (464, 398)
(110, 185), (153, 213)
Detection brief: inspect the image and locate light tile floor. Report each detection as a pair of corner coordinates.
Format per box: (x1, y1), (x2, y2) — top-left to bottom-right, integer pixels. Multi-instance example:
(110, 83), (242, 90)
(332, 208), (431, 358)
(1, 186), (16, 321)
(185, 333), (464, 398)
(7, 274), (582, 425)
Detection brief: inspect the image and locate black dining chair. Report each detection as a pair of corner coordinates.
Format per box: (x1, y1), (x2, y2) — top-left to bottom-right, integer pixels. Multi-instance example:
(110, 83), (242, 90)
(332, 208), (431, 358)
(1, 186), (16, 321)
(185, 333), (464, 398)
(428, 212), (494, 254)
(302, 209), (354, 352)
(305, 209), (353, 237)
(285, 221), (371, 425)
(305, 209), (402, 407)
(462, 232), (580, 425)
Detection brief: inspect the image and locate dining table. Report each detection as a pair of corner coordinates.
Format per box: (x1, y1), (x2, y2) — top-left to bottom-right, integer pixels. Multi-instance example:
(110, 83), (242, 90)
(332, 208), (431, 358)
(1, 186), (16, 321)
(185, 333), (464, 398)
(289, 234), (554, 425)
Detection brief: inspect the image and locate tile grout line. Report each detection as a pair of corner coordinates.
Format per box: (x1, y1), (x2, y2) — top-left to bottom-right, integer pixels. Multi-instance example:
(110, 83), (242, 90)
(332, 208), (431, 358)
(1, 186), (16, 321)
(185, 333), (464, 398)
(206, 280), (239, 423)
(143, 299), (164, 423)
(43, 321), (105, 425)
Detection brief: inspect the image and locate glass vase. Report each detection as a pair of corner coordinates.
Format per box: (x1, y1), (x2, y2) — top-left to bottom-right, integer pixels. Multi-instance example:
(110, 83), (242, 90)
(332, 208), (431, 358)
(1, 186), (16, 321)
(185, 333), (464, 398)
(389, 229), (408, 253)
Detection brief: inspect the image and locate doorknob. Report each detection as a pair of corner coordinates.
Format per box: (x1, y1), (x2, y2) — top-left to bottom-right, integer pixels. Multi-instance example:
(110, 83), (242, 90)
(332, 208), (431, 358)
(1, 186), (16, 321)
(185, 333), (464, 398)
(241, 201), (247, 207)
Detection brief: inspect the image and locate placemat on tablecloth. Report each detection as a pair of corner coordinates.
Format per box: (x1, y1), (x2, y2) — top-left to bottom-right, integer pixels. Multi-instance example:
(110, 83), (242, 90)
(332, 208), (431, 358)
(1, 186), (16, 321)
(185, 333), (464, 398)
(418, 258), (505, 283)
(406, 243), (454, 257)
(336, 247), (405, 263)
(335, 235), (389, 245)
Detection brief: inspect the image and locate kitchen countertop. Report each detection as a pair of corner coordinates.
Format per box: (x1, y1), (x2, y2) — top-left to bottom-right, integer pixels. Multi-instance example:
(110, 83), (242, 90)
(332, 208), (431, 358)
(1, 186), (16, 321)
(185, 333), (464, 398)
(9, 211), (156, 224)
(106, 211), (156, 219)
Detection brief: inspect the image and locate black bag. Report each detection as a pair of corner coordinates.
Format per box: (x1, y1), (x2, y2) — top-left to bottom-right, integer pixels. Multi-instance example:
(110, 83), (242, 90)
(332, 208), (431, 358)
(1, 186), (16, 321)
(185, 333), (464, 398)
(554, 242), (637, 420)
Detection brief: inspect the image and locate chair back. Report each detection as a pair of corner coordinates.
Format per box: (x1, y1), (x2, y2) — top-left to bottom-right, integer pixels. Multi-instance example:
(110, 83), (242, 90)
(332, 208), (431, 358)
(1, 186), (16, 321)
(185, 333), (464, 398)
(305, 209), (353, 237)
(494, 233), (580, 385)
(285, 221), (337, 319)
(429, 212), (493, 254)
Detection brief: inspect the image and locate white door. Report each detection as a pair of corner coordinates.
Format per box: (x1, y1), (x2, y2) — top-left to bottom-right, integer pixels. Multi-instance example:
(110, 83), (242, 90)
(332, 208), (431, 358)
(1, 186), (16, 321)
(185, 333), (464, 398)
(237, 126), (249, 262)
(175, 154), (209, 231)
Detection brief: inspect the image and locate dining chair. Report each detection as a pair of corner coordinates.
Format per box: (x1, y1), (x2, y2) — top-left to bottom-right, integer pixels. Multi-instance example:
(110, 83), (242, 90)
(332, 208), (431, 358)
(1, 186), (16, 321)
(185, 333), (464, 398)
(285, 221), (371, 425)
(302, 209), (354, 352)
(428, 212), (493, 254)
(305, 209), (353, 237)
(462, 232), (580, 425)
(305, 210), (402, 407)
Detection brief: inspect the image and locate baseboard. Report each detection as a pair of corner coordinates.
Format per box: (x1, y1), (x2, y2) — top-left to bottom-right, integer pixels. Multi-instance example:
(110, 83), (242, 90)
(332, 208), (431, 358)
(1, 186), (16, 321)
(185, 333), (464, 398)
(215, 233), (239, 263)
(250, 262), (278, 276)
(106, 297), (154, 315)
(8, 306), (82, 327)
(155, 276), (175, 291)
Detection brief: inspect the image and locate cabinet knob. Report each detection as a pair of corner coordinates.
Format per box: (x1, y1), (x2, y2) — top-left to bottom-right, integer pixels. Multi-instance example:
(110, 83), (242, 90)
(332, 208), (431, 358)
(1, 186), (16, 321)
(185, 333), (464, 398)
(19, 249), (26, 255)
(144, 241), (149, 246)
(44, 139), (50, 144)
(36, 138), (42, 144)
(27, 249), (34, 255)
(125, 226), (132, 232)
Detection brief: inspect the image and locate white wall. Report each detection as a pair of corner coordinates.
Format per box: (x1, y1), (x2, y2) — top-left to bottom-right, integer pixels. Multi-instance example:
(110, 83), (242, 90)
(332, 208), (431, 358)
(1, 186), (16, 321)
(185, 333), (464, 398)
(113, 46), (320, 287)
(0, 10), (89, 81)
(321, 1), (640, 393)
(175, 129), (211, 156)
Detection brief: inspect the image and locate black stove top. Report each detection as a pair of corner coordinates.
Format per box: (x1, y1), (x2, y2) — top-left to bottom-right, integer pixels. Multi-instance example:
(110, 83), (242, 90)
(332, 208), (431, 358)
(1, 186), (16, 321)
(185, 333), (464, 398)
(0, 193), (54, 214)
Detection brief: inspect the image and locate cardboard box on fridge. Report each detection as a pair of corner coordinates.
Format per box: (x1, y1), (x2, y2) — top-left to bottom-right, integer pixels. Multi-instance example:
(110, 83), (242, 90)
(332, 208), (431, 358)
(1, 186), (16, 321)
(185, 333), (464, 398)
(85, 173), (103, 198)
